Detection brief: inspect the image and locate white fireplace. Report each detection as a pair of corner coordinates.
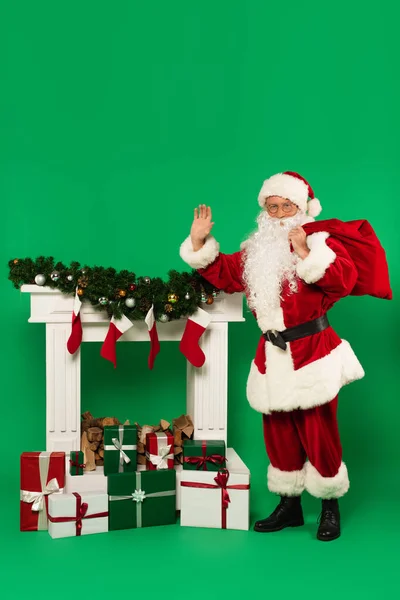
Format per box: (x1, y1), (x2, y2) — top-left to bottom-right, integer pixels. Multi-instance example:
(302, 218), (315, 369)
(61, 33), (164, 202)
(21, 285), (247, 505)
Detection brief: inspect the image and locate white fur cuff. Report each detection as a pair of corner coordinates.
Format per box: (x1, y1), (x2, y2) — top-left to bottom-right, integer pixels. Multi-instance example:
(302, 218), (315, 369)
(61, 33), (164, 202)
(179, 235), (220, 269)
(305, 462), (349, 499)
(296, 231), (336, 284)
(268, 464), (306, 497)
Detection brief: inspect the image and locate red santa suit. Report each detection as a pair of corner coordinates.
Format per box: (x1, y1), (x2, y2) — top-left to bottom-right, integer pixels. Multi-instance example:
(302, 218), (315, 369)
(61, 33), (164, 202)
(179, 173), (391, 500)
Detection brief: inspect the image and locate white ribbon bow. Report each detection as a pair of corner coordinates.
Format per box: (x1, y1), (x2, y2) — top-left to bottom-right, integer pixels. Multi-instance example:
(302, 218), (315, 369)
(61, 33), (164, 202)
(21, 477), (60, 512)
(132, 489), (146, 503)
(148, 444), (173, 470)
(112, 437), (131, 466)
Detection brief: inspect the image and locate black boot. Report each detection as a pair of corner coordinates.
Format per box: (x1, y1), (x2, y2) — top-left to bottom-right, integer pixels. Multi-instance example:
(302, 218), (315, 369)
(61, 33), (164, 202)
(317, 499), (341, 541)
(254, 496), (304, 533)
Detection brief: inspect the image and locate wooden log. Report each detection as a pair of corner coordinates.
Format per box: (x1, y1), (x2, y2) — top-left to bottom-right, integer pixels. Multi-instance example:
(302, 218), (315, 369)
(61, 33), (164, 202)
(81, 431), (96, 471)
(87, 427), (103, 443)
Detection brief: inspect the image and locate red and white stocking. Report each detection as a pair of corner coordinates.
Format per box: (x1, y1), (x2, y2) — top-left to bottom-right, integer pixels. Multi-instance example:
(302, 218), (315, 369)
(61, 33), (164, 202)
(100, 314), (133, 368)
(67, 289), (82, 354)
(179, 307), (211, 367)
(145, 305), (160, 370)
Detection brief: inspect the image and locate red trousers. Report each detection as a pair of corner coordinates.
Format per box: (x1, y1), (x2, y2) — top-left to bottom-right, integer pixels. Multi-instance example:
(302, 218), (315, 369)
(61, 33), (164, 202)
(263, 397), (342, 476)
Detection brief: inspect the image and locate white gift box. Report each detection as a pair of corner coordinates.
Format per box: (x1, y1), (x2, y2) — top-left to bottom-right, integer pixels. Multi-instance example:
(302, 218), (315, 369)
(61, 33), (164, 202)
(48, 491), (108, 539)
(180, 449), (250, 531)
(64, 455), (107, 494)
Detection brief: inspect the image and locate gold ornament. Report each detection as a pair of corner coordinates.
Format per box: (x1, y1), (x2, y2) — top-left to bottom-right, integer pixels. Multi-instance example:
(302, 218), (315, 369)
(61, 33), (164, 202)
(77, 288), (84, 296)
(168, 293), (179, 304)
(164, 303), (173, 313)
(13, 259), (19, 264)
(118, 289), (127, 298)
(206, 295), (214, 305)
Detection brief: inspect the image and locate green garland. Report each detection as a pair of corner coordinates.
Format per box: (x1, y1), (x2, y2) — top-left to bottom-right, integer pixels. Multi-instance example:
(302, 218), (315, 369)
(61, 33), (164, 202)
(8, 256), (220, 321)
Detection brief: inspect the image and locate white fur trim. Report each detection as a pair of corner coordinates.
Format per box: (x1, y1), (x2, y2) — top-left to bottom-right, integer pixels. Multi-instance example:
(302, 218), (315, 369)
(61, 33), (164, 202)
(73, 289), (82, 315)
(145, 305), (155, 330)
(246, 339), (365, 415)
(188, 307), (212, 329)
(307, 197), (322, 217)
(268, 464), (306, 496)
(179, 235), (220, 269)
(258, 173), (309, 211)
(111, 314), (133, 334)
(296, 232), (336, 284)
(305, 462), (349, 499)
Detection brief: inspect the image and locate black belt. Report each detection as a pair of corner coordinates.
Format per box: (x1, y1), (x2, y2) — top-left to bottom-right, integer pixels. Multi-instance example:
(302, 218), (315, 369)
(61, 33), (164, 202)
(263, 315), (330, 351)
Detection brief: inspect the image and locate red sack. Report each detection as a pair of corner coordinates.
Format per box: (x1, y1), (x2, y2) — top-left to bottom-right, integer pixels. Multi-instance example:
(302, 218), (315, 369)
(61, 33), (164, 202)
(303, 219), (392, 300)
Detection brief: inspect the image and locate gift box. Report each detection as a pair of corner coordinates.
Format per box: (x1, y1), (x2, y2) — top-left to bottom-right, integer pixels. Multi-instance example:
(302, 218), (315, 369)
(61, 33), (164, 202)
(136, 419), (171, 466)
(69, 451), (85, 476)
(183, 440), (226, 472)
(180, 451), (250, 531)
(103, 424), (137, 475)
(48, 491), (108, 539)
(20, 452), (65, 531)
(146, 430), (174, 470)
(108, 470), (176, 530)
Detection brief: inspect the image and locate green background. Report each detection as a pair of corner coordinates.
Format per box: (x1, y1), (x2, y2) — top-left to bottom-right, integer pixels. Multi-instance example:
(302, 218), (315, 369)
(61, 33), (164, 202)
(1, 1), (399, 598)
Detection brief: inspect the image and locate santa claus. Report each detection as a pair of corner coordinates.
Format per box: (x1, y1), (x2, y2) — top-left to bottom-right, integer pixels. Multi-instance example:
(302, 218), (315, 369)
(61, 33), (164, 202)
(179, 171), (391, 541)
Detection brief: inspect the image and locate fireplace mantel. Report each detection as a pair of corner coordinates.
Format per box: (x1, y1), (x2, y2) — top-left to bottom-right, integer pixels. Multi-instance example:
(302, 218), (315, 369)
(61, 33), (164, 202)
(21, 285), (245, 452)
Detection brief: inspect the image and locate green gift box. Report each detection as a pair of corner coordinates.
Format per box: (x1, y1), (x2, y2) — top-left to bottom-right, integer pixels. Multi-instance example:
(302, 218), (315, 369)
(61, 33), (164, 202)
(108, 470), (176, 530)
(69, 451), (85, 476)
(183, 440), (226, 471)
(103, 425), (137, 476)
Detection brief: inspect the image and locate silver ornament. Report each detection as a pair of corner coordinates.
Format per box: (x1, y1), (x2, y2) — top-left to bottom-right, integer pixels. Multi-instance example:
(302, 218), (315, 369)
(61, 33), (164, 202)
(143, 276), (151, 285)
(201, 293), (207, 303)
(99, 297), (108, 306)
(125, 297), (136, 308)
(212, 290), (218, 298)
(159, 314), (169, 323)
(50, 271), (60, 282)
(185, 292), (191, 300)
(66, 274), (73, 282)
(35, 274), (46, 286)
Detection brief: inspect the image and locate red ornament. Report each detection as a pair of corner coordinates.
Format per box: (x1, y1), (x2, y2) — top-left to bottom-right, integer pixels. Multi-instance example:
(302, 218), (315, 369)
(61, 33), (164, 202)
(129, 284), (136, 291)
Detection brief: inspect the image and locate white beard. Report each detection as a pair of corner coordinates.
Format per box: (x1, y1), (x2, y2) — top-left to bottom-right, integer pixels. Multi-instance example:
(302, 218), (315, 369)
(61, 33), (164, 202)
(242, 211), (311, 331)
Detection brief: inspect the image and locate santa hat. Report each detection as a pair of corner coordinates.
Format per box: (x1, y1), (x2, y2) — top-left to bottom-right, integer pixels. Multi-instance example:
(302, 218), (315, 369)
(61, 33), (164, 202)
(257, 171), (322, 217)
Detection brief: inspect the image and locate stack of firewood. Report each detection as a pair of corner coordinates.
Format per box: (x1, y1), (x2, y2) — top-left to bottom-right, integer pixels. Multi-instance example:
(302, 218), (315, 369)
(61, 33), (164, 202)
(80, 412), (122, 471)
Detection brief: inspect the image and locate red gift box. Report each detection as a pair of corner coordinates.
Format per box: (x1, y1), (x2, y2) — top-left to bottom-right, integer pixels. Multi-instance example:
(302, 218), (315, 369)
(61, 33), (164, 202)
(20, 452), (65, 531)
(145, 431), (174, 470)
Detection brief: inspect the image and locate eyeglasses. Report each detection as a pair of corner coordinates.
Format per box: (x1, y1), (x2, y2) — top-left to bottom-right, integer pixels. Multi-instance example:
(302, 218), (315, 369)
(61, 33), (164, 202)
(266, 202), (296, 215)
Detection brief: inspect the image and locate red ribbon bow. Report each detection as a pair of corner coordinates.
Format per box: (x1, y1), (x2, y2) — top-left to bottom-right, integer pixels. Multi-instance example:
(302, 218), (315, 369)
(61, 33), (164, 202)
(183, 440), (226, 471)
(70, 455), (86, 475)
(181, 468), (250, 529)
(48, 492), (108, 536)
